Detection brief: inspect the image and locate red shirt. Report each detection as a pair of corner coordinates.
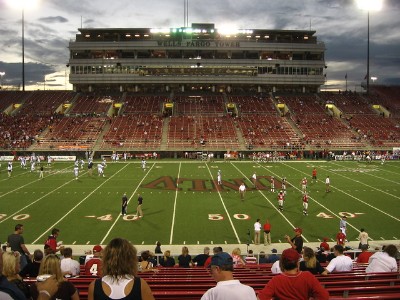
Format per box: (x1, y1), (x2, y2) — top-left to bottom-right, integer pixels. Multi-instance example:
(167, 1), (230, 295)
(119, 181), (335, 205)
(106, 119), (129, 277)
(263, 223), (271, 232)
(320, 242), (330, 251)
(258, 271), (329, 300)
(45, 235), (57, 252)
(302, 195), (308, 203)
(302, 179), (307, 185)
(278, 194), (284, 201)
(312, 169), (317, 177)
(336, 232), (346, 245)
(356, 251), (373, 264)
(85, 258), (102, 276)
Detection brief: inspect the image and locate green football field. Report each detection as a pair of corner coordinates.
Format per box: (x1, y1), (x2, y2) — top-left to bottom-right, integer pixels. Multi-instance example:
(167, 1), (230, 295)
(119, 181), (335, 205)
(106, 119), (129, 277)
(0, 159), (399, 247)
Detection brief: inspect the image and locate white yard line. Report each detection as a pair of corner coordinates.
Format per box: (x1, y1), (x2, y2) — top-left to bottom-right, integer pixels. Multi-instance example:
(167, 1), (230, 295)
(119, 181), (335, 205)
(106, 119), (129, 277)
(329, 161), (400, 185)
(281, 162), (400, 223)
(169, 162), (181, 244)
(33, 164), (130, 244)
(100, 163), (156, 245)
(259, 163), (365, 237)
(0, 169), (32, 182)
(0, 165), (72, 199)
(205, 163), (241, 244)
(231, 163), (310, 243)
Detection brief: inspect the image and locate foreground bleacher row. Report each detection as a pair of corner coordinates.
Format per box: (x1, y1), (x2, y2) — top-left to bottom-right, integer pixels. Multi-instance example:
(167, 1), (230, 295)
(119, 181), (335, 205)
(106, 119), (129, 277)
(0, 88), (399, 151)
(24, 264), (400, 299)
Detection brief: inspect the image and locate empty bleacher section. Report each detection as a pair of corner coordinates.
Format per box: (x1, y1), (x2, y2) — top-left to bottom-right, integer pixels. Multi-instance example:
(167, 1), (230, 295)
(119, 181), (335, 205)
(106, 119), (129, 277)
(121, 94), (166, 114)
(369, 86), (400, 117)
(31, 117), (107, 150)
(227, 95), (277, 114)
(16, 91), (75, 116)
(319, 92), (400, 147)
(278, 94), (365, 149)
(174, 95), (225, 115)
(0, 91), (29, 112)
(67, 93), (120, 116)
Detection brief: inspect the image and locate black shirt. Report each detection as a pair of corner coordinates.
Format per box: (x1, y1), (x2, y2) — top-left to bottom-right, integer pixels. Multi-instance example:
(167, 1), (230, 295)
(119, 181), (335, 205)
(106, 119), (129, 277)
(138, 196), (143, 205)
(193, 254), (209, 267)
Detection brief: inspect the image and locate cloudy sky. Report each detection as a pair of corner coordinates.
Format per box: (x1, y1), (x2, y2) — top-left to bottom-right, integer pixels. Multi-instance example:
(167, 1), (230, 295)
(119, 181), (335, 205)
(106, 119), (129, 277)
(0, 0), (399, 91)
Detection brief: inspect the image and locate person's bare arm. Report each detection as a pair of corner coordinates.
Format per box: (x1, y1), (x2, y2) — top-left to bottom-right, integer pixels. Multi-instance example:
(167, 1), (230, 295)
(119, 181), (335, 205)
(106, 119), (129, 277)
(141, 279), (155, 300)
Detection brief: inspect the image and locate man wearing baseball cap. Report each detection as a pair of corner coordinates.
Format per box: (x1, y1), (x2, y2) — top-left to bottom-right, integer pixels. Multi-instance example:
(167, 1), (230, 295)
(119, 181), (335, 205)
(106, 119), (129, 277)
(285, 227), (304, 254)
(85, 245), (103, 276)
(201, 252), (257, 300)
(257, 248), (329, 300)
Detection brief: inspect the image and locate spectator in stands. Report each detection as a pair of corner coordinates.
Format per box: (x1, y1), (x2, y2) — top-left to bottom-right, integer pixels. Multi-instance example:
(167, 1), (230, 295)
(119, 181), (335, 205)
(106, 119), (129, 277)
(366, 244), (398, 273)
(7, 224), (31, 270)
(178, 246), (192, 268)
(285, 227), (303, 254)
(267, 249), (279, 263)
(60, 248), (80, 277)
(193, 247), (210, 267)
(44, 228), (63, 254)
(204, 247), (223, 268)
(319, 237), (330, 251)
(322, 244), (353, 275)
(85, 245), (103, 276)
(87, 238), (154, 300)
(258, 251), (268, 264)
(139, 251), (158, 273)
(358, 228), (369, 249)
(270, 259), (281, 274)
(1, 251), (31, 299)
(201, 252), (257, 300)
(159, 250), (175, 267)
(356, 244), (373, 264)
(336, 229), (346, 246)
(244, 250), (257, 264)
(20, 249), (43, 278)
(299, 247), (324, 275)
(154, 241), (162, 254)
(30, 254), (79, 300)
(231, 248), (245, 267)
(258, 248), (329, 300)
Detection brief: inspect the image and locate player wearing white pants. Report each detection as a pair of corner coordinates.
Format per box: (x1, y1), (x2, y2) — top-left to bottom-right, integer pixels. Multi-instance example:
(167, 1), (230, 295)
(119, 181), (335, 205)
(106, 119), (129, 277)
(74, 166), (79, 180)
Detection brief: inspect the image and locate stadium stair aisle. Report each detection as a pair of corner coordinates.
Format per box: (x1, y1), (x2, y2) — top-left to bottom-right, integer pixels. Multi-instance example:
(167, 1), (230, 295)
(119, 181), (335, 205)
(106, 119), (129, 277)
(160, 117), (170, 151)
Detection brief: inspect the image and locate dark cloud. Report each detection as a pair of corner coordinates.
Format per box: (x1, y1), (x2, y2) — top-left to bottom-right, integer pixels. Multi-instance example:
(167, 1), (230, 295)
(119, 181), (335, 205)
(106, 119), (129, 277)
(38, 16), (68, 23)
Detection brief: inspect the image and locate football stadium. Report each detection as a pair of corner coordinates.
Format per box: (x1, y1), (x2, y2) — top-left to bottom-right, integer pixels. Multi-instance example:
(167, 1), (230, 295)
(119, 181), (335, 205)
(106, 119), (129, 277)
(1, 4), (400, 299)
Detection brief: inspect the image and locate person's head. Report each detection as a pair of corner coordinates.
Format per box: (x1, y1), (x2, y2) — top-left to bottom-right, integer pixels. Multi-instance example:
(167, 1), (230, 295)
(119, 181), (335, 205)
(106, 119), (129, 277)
(156, 241), (161, 247)
(279, 248), (301, 272)
(232, 248), (241, 256)
(259, 251), (265, 258)
(342, 216), (347, 220)
(204, 247), (210, 255)
(265, 219), (270, 224)
(93, 245), (103, 257)
(333, 244), (344, 256)
(181, 246), (189, 256)
(163, 250), (171, 258)
(209, 252), (234, 282)
(33, 249), (44, 262)
(360, 244), (369, 252)
(302, 247), (317, 268)
(39, 254), (63, 283)
(294, 227), (303, 236)
(51, 228), (60, 237)
(102, 238), (138, 278)
(1, 252), (20, 277)
(213, 247), (223, 254)
(14, 224), (24, 234)
(248, 250), (254, 256)
(256, 218), (260, 223)
(383, 244), (398, 258)
(271, 249), (278, 254)
(360, 228), (365, 232)
(141, 250), (150, 261)
(63, 248), (72, 258)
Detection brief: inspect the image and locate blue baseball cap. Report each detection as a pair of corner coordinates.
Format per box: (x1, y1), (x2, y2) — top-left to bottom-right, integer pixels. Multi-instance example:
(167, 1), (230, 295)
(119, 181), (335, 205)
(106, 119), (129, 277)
(211, 252), (233, 267)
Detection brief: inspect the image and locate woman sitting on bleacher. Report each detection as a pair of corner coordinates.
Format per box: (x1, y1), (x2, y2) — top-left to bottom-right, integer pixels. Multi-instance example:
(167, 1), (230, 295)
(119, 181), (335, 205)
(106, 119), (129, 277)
(30, 254), (79, 300)
(159, 251), (175, 267)
(299, 247), (325, 275)
(87, 238), (154, 300)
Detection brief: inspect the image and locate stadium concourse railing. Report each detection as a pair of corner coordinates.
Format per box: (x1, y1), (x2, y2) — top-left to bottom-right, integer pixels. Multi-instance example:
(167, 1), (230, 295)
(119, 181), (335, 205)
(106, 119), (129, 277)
(22, 264), (400, 300)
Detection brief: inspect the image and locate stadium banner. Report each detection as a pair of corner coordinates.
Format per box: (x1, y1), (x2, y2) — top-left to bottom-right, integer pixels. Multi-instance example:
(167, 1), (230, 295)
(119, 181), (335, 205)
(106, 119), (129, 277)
(51, 156), (76, 162)
(0, 156), (15, 161)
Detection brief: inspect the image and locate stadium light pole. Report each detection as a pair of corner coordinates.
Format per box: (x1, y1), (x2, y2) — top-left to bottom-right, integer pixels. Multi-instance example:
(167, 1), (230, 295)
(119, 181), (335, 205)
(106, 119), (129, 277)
(356, 0), (382, 94)
(0, 72), (5, 89)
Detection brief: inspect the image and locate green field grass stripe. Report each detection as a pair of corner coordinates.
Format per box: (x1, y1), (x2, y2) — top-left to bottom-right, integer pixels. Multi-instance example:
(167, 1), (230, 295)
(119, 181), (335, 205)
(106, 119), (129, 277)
(282, 162), (400, 223)
(205, 163), (241, 244)
(0, 165), (72, 200)
(0, 169), (31, 182)
(258, 163), (365, 238)
(100, 163), (156, 244)
(169, 162), (181, 244)
(32, 163), (130, 244)
(231, 162), (310, 243)
(329, 161), (400, 185)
